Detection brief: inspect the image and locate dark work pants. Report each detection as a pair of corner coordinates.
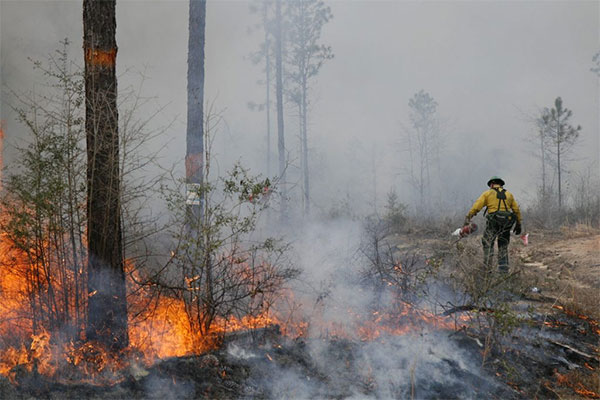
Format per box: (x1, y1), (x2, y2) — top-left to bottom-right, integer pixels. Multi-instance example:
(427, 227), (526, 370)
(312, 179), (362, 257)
(482, 216), (512, 271)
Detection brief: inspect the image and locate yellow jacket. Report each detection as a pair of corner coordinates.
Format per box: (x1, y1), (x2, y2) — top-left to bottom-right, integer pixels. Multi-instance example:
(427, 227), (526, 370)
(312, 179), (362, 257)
(467, 186), (522, 223)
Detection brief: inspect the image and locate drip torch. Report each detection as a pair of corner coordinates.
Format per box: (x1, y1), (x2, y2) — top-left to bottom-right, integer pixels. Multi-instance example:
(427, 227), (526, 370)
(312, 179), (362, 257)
(451, 222), (478, 238)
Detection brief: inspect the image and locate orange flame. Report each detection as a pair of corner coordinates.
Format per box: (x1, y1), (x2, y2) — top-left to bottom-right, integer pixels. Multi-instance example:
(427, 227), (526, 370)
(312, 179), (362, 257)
(555, 370), (600, 399)
(552, 305), (600, 335)
(0, 228), (470, 385)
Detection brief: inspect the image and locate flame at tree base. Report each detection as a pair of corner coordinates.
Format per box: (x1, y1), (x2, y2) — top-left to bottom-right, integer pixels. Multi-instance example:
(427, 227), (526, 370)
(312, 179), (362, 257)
(0, 230), (468, 386)
(0, 231), (284, 384)
(0, 292), (465, 386)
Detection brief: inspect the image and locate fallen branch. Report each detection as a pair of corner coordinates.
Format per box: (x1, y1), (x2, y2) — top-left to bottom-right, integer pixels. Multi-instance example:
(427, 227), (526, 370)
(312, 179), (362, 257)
(548, 339), (599, 363)
(519, 293), (558, 304)
(441, 305), (496, 316)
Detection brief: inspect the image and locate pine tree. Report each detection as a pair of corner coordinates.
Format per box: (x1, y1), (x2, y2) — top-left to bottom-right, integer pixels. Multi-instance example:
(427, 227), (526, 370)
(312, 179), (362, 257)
(83, 0), (128, 349)
(285, 0), (333, 216)
(186, 0), (207, 223)
(540, 97), (581, 211)
(275, 0), (287, 220)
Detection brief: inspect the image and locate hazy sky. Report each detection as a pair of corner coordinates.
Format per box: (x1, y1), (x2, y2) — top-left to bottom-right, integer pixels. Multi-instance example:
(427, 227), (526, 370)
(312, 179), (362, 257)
(1, 0), (598, 214)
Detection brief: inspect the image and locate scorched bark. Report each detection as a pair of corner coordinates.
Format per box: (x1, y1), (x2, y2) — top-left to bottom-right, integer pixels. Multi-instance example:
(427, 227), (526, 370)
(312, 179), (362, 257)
(83, 0), (128, 350)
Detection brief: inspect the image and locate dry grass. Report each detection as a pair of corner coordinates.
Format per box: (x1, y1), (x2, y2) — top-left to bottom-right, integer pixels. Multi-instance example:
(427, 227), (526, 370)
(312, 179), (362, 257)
(560, 223), (600, 239)
(554, 368), (600, 399)
(555, 283), (600, 322)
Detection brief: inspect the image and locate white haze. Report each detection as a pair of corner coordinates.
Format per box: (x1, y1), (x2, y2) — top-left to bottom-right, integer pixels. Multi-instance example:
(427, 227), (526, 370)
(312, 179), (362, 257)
(1, 2), (596, 396)
(1, 0), (598, 217)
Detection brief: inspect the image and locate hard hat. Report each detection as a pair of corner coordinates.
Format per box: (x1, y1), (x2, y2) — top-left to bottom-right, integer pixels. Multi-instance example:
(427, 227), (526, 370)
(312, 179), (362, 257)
(487, 176), (505, 187)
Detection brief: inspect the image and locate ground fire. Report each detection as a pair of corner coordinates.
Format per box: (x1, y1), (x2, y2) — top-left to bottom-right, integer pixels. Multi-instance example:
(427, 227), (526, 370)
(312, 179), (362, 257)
(2, 0), (598, 398)
(0, 229), (467, 386)
(1, 228), (598, 399)
(0, 232), (283, 384)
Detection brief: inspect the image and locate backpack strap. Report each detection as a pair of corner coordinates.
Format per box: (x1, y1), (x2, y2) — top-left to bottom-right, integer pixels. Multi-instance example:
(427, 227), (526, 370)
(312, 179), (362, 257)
(492, 187), (510, 213)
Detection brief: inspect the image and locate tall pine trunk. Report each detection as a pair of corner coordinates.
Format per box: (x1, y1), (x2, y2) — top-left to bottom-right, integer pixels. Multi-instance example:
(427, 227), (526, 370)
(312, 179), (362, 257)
(264, 5), (272, 177)
(186, 0), (206, 222)
(186, 0), (211, 325)
(301, 78), (309, 215)
(275, 0), (286, 219)
(540, 127), (546, 200)
(83, 0), (128, 350)
(557, 135), (562, 210)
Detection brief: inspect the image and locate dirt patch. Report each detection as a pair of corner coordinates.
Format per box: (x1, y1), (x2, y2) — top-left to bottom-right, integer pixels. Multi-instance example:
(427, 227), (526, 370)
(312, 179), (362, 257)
(516, 231), (600, 320)
(519, 232), (599, 286)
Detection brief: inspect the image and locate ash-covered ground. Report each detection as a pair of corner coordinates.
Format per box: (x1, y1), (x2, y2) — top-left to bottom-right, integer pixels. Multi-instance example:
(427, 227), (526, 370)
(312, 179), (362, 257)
(1, 229), (598, 400)
(0, 327), (519, 400)
(3, 307), (598, 400)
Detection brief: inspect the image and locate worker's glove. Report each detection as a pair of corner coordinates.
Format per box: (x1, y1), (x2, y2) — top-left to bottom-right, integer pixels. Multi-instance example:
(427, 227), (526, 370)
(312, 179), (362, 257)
(463, 216), (471, 226)
(513, 223), (522, 235)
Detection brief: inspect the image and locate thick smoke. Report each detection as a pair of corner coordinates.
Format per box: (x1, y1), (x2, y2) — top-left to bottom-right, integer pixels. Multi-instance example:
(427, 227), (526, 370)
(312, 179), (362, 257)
(1, 1), (598, 214)
(243, 219), (501, 398)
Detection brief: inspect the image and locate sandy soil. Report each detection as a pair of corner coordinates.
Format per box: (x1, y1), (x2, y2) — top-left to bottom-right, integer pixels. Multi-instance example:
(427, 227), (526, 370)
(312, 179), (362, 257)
(517, 231), (600, 307)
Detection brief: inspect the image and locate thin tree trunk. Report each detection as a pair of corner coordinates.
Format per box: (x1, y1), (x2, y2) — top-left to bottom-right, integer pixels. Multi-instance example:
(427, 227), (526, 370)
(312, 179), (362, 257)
(186, 0), (206, 225)
(301, 78), (309, 215)
(275, 0), (286, 219)
(419, 128), (425, 214)
(540, 128), (546, 200)
(186, 0), (210, 336)
(264, 5), (272, 177)
(557, 137), (562, 211)
(371, 143), (378, 214)
(83, 0), (128, 350)
(298, 103), (304, 211)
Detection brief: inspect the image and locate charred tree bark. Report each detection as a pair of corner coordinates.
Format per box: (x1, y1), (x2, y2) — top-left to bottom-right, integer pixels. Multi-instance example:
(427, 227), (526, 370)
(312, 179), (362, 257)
(83, 0), (128, 350)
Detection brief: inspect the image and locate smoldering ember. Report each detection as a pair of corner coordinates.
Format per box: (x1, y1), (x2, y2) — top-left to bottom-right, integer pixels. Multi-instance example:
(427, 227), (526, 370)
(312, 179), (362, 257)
(0, 1), (598, 399)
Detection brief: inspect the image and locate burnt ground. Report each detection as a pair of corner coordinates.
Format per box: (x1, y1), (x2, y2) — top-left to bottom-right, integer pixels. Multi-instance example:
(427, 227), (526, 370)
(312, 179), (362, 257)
(436, 227), (600, 399)
(500, 229), (600, 398)
(0, 228), (598, 399)
(0, 327), (520, 400)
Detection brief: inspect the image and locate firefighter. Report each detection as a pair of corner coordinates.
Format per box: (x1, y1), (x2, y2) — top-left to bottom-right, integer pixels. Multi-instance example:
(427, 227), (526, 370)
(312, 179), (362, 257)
(464, 176), (522, 273)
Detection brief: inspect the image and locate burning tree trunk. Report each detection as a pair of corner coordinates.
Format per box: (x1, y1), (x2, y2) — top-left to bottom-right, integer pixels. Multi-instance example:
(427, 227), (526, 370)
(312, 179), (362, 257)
(83, 0), (128, 350)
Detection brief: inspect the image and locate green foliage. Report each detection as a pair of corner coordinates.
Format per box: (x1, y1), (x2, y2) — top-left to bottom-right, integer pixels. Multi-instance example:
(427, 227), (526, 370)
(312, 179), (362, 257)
(384, 189), (407, 233)
(446, 240), (535, 349)
(0, 39), (87, 338)
(0, 40), (171, 342)
(540, 97), (581, 151)
(164, 163), (297, 336)
(490, 302), (525, 336)
(285, 0), (334, 89)
(408, 90), (438, 132)
(404, 90), (442, 217)
(538, 97), (582, 211)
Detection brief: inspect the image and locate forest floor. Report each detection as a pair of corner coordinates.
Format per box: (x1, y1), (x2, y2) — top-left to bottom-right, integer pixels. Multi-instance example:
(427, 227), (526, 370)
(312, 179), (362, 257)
(428, 224), (600, 399)
(1, 225), (598, 399)
(517, 227), (600, 319)
(510, 227), (600, 398)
